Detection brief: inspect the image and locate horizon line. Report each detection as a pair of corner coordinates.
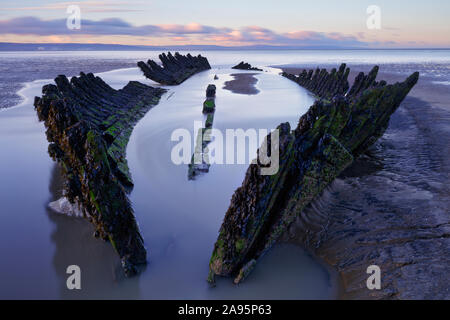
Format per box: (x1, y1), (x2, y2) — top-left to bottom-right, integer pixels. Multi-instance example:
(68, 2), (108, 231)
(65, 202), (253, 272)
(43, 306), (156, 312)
(1, 42), (450, 51)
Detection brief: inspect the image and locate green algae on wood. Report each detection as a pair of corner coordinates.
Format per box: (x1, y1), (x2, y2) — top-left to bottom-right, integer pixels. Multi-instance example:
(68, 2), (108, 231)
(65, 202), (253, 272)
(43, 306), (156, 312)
(34, 72), (166, 276)
(189, 84), (217, 180)
(208, 65), (419, 285)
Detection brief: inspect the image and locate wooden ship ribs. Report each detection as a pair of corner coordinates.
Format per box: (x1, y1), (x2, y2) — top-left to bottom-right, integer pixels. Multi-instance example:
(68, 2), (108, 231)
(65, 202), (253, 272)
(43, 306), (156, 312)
(34, 72), (166, 276)
(208, 64), (419, 284)
(138, 52), (211, 85)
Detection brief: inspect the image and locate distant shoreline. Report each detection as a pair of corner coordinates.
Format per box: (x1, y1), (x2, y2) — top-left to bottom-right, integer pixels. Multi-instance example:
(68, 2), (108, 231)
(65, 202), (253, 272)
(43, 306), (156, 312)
(1, 42), (450, 52)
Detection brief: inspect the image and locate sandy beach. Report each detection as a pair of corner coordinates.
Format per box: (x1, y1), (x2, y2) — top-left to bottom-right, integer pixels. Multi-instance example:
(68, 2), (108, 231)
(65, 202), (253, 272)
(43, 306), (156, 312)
(223, 72), (260, 95)
(280, 66), (450, 299)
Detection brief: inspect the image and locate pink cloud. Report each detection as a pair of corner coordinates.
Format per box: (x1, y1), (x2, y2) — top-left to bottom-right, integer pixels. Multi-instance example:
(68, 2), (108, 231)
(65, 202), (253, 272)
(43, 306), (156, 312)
(0, 16), (369, 47)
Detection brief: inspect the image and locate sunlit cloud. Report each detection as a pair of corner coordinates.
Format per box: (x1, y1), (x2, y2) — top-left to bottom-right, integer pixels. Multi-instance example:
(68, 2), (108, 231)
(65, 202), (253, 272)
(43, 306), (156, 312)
(0, 16), (405, 48)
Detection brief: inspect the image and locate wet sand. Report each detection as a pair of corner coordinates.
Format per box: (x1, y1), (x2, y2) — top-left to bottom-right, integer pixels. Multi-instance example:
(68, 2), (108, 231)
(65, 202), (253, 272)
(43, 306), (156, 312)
(0, 55), (135, 109)
(279, 66), (450, 299)
(223, 73), (260, 95)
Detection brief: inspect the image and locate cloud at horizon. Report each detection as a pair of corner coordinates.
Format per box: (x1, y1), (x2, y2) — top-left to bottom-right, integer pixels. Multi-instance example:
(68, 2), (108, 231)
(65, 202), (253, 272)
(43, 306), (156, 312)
(0, 16), (376, 48)
(0, 0), (449, 48)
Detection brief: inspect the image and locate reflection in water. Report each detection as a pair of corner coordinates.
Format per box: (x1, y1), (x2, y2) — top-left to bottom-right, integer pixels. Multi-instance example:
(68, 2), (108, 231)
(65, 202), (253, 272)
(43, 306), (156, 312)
(124, 67), (336, 299)
(46, 164), (142, 299)
(0, 66), (334, 299)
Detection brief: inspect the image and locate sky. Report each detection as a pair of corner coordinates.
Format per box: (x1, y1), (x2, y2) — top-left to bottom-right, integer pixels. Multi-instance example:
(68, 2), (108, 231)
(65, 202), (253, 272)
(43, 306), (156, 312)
(0, 0), (449, 48)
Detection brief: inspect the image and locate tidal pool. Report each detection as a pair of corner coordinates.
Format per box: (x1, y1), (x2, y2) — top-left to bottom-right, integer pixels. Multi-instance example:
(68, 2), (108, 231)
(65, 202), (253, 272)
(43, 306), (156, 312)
(0, 66), (336, 299)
